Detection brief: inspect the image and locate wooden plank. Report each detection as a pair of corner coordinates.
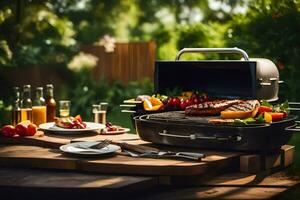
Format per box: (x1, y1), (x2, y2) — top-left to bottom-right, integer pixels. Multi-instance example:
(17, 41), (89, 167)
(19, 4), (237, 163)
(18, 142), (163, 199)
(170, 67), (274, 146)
(281, 145), (295, 167)
(239, 145), (295, 173)
(0, 168), (157, 199)
(82, 42), (155, 85)
(142, 172), (300, 200)
(199, 171), (300, 187)
(0, 133), (140, 149)
(143, 186), (290, 200)
(0, 145), (242, 176)
(240, 155), (261, 173)
(0, 168), (157, 189)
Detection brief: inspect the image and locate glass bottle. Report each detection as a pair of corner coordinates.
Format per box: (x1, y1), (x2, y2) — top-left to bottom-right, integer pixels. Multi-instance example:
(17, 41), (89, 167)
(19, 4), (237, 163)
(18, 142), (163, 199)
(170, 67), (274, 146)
(32, 87), (47, 126)
(20, 85), (32, 122)
(45, 84), (56, 122)
(12, 87), (21, 126)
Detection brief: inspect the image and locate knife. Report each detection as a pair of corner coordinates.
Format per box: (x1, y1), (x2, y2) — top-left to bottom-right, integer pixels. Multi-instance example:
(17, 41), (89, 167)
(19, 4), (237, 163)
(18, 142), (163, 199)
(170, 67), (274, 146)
(111, 141), (205, 161)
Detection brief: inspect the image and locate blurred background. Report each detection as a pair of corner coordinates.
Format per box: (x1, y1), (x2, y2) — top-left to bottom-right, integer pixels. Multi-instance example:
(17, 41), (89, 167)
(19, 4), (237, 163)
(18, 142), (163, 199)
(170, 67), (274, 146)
(0, 0), (300, 172)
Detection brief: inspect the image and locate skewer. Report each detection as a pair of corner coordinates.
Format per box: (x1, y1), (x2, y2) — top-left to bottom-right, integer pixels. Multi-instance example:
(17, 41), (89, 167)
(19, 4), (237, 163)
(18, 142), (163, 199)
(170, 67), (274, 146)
(123, 99), (142, 104)
(120, 104), (137, 108)
(121, 110), (136, 113)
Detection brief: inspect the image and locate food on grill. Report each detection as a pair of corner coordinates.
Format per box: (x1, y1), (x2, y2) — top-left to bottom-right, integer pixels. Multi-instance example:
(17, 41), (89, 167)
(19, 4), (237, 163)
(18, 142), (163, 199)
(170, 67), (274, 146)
(221, 100), (260, 119)
(54, 115), (87, 129)
(208, 118), (235, 125)
(136, 95), (151, 102)
(258, 106), (273, 114)
(185, 100), (242, 116)
(143, 97), (163, 111)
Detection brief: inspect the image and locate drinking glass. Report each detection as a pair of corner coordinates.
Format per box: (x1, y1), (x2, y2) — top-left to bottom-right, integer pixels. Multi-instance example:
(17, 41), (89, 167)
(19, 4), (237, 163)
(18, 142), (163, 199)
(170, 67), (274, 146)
(59, 100), (71, 117)
(100, 102), (108, 125)
(92, 104), (101, 123)
(92, 102), (107, 125)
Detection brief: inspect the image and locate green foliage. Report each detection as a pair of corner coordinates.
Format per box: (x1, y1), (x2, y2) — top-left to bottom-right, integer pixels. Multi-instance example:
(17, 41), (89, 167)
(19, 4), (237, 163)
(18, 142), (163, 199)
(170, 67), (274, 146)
(0, 1), (78, 67)
(70, 78), (153, 121)
(0, 100), (11, 127)
(228, 0), (300, 101)
(177, 23), (228, 60)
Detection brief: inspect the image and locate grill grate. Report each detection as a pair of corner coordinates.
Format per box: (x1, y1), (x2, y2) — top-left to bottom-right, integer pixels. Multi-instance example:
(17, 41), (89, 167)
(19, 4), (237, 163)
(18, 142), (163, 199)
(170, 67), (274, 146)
(145, 111), (215, 125)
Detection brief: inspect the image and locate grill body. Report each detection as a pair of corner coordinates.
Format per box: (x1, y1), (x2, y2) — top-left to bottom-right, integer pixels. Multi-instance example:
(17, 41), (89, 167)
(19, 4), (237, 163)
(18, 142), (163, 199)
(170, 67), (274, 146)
(134, 112), (297, 151)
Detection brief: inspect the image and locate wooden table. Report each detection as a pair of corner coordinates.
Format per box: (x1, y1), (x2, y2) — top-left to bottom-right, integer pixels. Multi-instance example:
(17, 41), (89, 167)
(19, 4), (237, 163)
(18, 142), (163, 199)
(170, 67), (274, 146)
(0, 132), (299, 199)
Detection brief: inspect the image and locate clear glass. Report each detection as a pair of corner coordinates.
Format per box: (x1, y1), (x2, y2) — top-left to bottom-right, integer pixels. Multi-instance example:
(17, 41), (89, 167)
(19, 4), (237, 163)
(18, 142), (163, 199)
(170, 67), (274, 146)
(20, 85), (32, 122)
(32, 87), (46, 126)
(92, 103), (107, 125)
(59, 100), (71, 117)
(92, 104), (101, 123)
(100, 102), (108, 111)
(100, 102), (108, 125)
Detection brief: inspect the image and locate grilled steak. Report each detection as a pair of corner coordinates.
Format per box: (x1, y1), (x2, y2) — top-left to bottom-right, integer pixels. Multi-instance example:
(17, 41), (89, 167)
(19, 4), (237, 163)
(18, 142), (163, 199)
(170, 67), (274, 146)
(221, 100), (260, 119)
(185, 100), (242, 116)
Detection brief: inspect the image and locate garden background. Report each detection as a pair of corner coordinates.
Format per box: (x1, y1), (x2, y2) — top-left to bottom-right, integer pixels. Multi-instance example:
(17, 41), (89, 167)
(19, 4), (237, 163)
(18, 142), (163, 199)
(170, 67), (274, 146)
(1, 0), (300, 178)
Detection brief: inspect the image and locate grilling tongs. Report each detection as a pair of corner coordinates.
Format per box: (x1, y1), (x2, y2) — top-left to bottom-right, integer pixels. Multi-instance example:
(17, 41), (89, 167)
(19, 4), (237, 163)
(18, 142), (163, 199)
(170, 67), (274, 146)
(110, 141), (205, 161)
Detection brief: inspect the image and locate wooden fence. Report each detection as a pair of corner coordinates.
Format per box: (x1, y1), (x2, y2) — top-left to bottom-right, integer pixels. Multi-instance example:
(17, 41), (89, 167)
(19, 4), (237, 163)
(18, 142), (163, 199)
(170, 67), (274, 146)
(82, 41), (156, 84)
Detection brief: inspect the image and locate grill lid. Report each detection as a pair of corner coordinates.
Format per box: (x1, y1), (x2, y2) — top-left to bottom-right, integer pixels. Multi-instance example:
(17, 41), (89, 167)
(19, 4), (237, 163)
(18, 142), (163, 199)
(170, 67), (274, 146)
(155, 48), (280, 101)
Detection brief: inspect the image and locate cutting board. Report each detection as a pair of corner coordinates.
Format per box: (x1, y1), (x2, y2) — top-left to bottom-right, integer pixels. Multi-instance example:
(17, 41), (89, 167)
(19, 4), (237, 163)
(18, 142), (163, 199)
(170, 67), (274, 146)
(0, 144), (242, 176)
(0, 132), (140, 148)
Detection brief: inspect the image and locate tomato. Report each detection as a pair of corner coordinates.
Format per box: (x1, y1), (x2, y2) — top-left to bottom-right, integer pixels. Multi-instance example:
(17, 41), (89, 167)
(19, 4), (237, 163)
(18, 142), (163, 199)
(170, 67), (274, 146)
(16, 123), (28, 136)
(258, 106), (272, 114)
(270, 112), (285, 122)
(74, 115), (83, 123)
(27, 123), (37, 136)
(171, 97), (181, 107)
(192, 98), (200, 105)
(184, 98), (192, 107)
(180, 101), (187, 110)
(1, 125), (16, 137)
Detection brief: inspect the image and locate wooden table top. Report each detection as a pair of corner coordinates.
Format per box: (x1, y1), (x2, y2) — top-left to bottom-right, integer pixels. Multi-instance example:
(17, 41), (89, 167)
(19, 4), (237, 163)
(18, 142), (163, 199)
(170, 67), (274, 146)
(0, 132), (299, 199)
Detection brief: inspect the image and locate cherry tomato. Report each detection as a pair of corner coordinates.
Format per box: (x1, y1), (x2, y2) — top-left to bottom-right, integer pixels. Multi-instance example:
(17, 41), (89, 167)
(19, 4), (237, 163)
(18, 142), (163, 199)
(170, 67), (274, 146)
(27, 123), (37, 136)
(184, 98), (192, 107)
(258, 106), (273, 114)
(171, 97), (181, 107)
(167, 98), (173, 106)
(193, 98), (200, 105)
(180, 101), (187, 110)
(1, 125), (16, 137)
(270, 112), (285, 122)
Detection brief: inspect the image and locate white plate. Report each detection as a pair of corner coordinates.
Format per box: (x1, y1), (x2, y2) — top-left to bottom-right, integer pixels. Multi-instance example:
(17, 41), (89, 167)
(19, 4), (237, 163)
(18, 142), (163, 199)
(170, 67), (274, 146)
(39, 122), (105, 134)
(101, 128), (130, 135)
(60, 141), (120, 155)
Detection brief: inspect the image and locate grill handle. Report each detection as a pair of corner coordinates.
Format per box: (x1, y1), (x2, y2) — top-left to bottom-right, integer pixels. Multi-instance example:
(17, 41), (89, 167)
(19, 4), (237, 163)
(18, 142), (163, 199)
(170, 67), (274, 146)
(175, 47), (249, 61)
(285, 121), (300, 132)
(158, 130), (242, 142)
(288, 102), (300, 111)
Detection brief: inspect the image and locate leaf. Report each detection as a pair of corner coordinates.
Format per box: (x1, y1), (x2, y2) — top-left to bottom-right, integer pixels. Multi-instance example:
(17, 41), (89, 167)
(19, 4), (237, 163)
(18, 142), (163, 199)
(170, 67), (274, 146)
(244, 117), (256, 124)
(261, 100), (273, 108)
(256, 113), (265, 123)
(234, 119), (247, 126)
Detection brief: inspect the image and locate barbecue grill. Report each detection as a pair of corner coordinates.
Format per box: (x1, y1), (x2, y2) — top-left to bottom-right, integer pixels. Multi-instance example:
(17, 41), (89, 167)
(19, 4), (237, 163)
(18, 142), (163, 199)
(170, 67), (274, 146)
(128, 48), (300, 151)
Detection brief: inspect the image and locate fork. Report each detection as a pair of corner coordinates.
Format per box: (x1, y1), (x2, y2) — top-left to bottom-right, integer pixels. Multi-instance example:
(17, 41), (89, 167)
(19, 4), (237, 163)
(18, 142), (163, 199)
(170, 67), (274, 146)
(75, 139), (111, 150)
